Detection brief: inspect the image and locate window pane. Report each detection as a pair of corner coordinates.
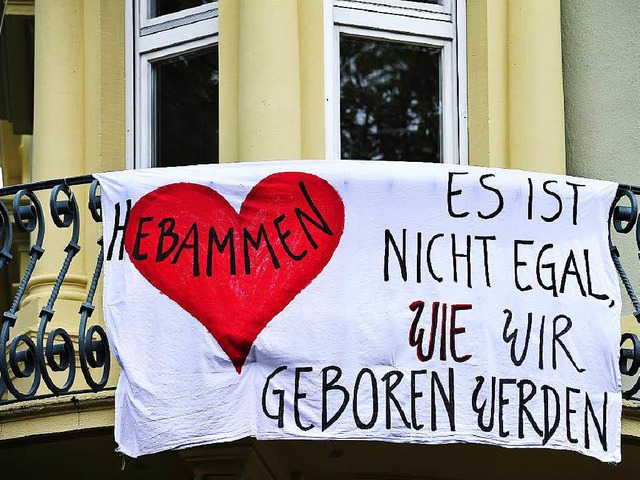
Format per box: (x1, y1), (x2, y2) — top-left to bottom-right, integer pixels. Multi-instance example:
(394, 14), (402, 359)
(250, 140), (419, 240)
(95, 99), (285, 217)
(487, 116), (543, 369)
(150, 0), (212, 18)
(153, 46), (219, 167)
(340, 36), (441, 162)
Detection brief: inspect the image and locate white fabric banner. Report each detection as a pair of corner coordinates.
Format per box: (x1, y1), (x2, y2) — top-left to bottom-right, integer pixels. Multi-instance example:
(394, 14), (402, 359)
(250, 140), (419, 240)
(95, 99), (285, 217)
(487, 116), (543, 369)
(97, 161), (622, 462)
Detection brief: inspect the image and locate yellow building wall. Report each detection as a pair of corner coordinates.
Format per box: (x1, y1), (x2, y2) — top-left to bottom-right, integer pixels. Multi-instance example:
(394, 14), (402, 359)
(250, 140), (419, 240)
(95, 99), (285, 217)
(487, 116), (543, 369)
(467, 0), (566, 174)
(6, 0), (640, 443)
(218, 0), (325, 163)
(0, 0), (124, 439)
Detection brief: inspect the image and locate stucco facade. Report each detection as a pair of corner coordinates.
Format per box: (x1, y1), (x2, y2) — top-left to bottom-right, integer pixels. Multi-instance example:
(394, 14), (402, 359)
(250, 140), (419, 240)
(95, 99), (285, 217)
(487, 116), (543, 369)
(0, 0), (639, 478)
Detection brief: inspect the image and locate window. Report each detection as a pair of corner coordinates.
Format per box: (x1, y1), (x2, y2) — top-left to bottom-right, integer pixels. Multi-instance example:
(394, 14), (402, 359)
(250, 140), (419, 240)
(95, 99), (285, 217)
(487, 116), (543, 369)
(324, 0), (467, 164)
(127, 0), (219, 168)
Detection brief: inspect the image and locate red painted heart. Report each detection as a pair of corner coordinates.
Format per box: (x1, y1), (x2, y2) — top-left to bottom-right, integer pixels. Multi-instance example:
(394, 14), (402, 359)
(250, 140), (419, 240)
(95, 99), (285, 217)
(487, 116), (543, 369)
(124, 172), (345, 373)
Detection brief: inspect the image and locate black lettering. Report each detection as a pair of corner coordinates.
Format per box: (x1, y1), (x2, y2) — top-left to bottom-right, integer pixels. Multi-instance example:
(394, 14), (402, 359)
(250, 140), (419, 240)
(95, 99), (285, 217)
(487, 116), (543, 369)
(132, 216), (153, 261)
(517, 379), (543, 438)
(527, 178), (534, 220)
(475, 235), (495, 287)
(559, 250), (586, 296)
(106, 199), (131, 261)
(384, 229), (407, 282)
(426, 233), (444, 283)
(478, 174), (504, 219)
(171, 222), (200, 276)
(447, 172), (469, 218)
(416, 231), (422, 283)
(514, 240), (534, 291)
(382, 371), (411, 429)
(585, 391), (607, 451)
(295, 181), (333, 249)
(541, 180), (562, 222)
(502, 309), (533, 367)
(243, 224), (280, 275)
(207, 227), (235, 276)
(262, 366), (287, 428)
(565, 386), (580, 444)
(451, 234), (472, 288)
(552, 315), (585, 373)
(155, 218), (179, 262)
(541, 384), (560, 445)
(536, 244), (558, 297)
(274, 214), (307, 261)
(431, 368), (455, 431)
(353, 368), (378, 429)
(498, 378), (517, 437)
(584, 249), (609, 302)
(322, 366), (349, 431)
(472, 375), (496, 432)
(294, 367), (314, 431)
(566, 182), (585, 225)
(539, 315), (546, 370)
(410, 370), (428, 430)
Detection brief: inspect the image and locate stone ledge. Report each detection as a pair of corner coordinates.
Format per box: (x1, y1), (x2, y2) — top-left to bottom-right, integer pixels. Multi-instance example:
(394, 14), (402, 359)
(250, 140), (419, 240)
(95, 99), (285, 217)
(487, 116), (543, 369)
(0, 390), (115, 441)
(1, 391), (640, 442)
(623, 400), (640, 419)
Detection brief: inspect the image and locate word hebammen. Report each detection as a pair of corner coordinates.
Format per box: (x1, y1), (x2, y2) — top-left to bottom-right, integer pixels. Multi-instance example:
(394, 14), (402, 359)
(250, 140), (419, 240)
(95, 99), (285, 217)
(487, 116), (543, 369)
(105, 182), (335, 275)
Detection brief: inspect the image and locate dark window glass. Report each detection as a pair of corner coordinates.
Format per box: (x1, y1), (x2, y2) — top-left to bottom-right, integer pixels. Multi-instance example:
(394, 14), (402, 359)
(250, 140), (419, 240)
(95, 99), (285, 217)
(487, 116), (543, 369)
(0, 15), (34, 135)
(150, 0), (212, 17)
(153, 46), (219, 167)
(340, 35), (441, 162)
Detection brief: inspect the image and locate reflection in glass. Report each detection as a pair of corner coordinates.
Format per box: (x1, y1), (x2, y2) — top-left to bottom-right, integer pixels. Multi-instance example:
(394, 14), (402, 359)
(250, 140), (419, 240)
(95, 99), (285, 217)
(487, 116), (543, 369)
(340, 36), (441, 162)
(150, 0), (212, 18)
(153, 46), (219, 167)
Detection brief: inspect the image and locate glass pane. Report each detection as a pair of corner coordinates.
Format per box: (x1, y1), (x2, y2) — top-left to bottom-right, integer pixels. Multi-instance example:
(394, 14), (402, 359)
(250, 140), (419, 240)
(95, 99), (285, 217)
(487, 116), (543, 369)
(153, 46), (219, 167)
(340, 35), (441, 162)
(150, 0), (212, 18)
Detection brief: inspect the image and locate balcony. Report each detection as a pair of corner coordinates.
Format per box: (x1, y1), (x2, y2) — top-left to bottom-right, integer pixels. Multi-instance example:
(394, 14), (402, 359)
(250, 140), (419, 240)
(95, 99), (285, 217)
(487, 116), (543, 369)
(0, 175), (640, 406)
(2, 174), (640, 479)
(0, 175), (113, 408)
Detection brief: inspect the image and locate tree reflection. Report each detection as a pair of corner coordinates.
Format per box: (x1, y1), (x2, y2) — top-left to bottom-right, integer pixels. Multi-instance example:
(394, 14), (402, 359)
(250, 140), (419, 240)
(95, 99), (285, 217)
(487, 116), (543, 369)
(340, 36), (441, 162)
(155, 46), (219, 167)
(151, 0), (212, 17)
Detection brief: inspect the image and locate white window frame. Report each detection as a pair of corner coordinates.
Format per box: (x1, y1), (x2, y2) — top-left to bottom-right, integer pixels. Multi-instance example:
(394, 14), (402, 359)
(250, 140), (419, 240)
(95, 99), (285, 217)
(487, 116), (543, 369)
(126, 1), (219, 169)
(323, 0), (467, 164)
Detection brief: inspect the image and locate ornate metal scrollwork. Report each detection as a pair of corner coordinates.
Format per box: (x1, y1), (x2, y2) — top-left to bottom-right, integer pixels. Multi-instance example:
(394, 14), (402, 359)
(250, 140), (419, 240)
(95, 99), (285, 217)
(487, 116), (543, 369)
(78, 180), (110, 391)
(0, 201), (12, 270)
(0, 189), (46, 399)
(35, 184), (81, 395)
(2, 174), (640, 404)
(610, 186), (640, 400)
(0, 175), (112, 403)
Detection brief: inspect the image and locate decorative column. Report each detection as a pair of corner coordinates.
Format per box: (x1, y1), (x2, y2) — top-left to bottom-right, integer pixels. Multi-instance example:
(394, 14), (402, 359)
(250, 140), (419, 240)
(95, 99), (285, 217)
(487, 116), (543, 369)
(236, 0), (302, 162)
(466, 0), (509, 169)
(507, 0), (566, 174)
(20, 0), (87, 349)
(467, 0), (566, 174)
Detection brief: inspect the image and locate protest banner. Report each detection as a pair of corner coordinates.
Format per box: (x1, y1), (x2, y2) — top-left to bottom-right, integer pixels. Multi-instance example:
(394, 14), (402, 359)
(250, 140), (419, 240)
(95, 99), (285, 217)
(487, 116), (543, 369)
(97, 161), (621, 462)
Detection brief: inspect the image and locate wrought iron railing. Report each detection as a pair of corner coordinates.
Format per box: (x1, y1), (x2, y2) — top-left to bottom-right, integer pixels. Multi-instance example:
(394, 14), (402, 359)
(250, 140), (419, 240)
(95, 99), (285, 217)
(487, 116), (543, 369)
(0, 176), (640, 404)
(0, 175), (111, 404)
(611, 185), (640, 400)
